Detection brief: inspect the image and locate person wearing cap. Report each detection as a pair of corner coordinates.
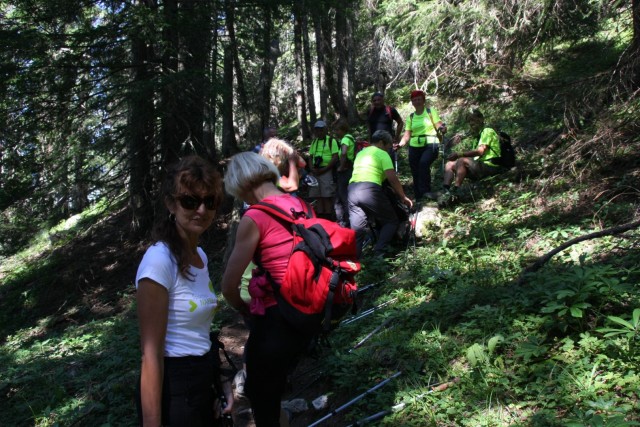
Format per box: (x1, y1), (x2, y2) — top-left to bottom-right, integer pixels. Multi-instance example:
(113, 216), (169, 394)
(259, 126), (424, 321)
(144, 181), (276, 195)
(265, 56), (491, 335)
(308, 120), (339, 219)
(332, 118), (355, 227)
(367, 92), (404, 143)
(348, 130), (413, 259)
(396, 90), (447, 200)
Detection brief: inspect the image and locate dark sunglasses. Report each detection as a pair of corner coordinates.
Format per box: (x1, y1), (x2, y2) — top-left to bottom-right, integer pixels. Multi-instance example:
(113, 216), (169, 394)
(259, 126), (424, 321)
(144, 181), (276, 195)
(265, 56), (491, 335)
(176, 194), (217, 211)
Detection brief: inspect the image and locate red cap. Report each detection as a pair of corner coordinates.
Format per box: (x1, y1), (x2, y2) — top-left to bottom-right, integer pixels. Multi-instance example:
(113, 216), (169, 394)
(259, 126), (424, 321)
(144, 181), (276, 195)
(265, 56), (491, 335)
(410, 90), (426, 99)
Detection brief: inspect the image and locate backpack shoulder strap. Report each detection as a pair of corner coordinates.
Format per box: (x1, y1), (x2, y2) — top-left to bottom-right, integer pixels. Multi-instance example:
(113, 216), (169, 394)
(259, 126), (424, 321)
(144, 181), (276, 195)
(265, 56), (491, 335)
(385, 105), (392, 118)
(249, 200), (315, 222)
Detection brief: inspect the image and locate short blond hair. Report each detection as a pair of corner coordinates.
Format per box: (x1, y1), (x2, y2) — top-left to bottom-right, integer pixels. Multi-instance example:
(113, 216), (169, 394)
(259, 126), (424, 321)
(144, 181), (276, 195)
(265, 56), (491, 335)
(224, 152), (279, 199)
(260, 138), (295, 176)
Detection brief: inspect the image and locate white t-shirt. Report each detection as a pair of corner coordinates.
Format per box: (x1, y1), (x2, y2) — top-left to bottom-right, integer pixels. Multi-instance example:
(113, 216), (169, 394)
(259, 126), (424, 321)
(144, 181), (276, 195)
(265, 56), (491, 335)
(136, 242), (218, 357)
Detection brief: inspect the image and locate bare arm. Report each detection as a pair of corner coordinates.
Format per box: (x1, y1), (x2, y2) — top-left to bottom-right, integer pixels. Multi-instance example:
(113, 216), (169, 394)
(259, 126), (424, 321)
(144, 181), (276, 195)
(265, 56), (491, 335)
(338, 144), (349, 171)
(384, 169), (413, 209)
(221, 216), (259, 314)
(137, 279), (169, 427)
(279, 157), (300, 193)
(394, 116), (404, 142)
(397, 129), (411, 148)
(447, 144), (488, 161)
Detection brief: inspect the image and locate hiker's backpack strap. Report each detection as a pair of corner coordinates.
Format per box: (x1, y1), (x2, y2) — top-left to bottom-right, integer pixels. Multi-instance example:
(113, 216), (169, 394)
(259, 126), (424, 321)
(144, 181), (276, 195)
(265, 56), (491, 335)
(249, 200), (314, 222)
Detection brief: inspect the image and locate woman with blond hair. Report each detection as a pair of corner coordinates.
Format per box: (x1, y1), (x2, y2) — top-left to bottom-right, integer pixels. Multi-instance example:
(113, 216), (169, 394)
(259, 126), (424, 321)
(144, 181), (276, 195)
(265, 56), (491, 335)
(259, 138), (306, 193)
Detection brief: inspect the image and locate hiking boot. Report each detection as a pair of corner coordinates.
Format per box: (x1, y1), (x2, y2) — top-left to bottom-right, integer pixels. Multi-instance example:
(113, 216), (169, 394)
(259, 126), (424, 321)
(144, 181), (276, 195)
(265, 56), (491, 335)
(422, 192), (438, 201)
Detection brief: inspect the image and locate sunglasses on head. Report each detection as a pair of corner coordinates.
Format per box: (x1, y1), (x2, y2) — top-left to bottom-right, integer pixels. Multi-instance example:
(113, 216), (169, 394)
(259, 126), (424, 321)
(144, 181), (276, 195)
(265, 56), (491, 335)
(176, 194), (217, 211)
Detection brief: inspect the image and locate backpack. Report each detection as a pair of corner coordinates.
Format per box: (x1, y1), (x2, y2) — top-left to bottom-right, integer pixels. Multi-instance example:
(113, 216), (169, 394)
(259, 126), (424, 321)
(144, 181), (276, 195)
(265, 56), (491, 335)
(368, 105), (393, 120)
(354, 139), (371, 157)
(248, 201), (360, 334)
(490, 130), (516, 168)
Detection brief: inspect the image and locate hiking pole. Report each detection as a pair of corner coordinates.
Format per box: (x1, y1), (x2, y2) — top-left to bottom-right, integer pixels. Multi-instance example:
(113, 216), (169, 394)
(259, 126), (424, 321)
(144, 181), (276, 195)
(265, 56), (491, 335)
(306, 371), (402, 427)
(348, 318), (393, 353)
(345, 376), (461, 426)
(340, 298), (398, 326)
(346, 410), (391, 426)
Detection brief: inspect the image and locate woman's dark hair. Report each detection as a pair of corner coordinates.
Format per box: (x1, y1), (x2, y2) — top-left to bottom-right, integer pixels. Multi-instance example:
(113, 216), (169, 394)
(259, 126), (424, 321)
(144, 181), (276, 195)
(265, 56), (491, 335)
(152, 155), (223, 277)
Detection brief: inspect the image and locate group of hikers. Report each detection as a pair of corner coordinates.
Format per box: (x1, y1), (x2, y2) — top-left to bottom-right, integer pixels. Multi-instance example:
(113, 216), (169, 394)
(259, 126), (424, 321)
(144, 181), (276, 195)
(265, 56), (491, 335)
(134, 90), (509, 427)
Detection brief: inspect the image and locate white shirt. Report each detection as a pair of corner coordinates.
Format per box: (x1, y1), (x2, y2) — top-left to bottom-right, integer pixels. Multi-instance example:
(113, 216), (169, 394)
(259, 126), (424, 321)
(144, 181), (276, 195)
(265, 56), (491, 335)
(136, 242), (218, 357)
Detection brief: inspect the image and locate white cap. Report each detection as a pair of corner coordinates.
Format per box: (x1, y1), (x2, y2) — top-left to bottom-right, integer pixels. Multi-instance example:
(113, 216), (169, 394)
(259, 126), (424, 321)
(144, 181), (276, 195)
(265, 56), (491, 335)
(314, 120), (327, 128)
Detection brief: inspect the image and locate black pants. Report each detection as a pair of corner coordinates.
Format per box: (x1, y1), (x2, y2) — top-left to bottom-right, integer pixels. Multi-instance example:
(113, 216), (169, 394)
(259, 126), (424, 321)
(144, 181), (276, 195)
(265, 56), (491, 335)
(408, 143), (439, 198)
(136, 351), (216, 427)
(245, 306), (312, 427)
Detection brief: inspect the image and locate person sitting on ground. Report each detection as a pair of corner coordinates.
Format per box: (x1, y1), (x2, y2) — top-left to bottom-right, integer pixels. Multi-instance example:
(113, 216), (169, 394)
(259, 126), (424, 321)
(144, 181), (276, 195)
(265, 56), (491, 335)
(308, 120), (339, 220)
(332, 118), (355, 227)
(260, 138), (307, 194)
(135, 155), (232, 427)
(348, 130), (413, 259)
(440, 109), (501, 205)
(396, 90), (447, 200)
(221, 152), (315, 426)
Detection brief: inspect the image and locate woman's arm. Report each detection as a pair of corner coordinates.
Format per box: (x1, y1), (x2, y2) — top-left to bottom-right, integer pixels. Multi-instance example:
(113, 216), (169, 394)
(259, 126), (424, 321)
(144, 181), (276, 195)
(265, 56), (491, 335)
(385, 169), (413, 209)
(279, 156), (300, 193)
(137, 279), (169, 427)
(397, 129), (411, 148)
(221, 216), (260, 314)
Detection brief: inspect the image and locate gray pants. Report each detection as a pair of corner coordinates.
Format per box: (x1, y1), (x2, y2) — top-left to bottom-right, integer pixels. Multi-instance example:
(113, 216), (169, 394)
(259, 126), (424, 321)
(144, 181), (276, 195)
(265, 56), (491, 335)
(335, 169), (352, 227)
(348, 181), (399, 258)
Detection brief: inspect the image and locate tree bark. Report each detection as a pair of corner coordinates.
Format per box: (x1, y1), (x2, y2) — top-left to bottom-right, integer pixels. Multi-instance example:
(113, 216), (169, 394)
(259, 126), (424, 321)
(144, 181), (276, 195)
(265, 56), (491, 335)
(128, 0), (156, 235)
(293, 3), (311, 140)
(258, 4), (280, 132)
(302, 11), (317, 127)
(160, 0), (180, 166)
(181, 0), (211, 158)
(312, 13), (328, 120)
(221, 45), (238, 158)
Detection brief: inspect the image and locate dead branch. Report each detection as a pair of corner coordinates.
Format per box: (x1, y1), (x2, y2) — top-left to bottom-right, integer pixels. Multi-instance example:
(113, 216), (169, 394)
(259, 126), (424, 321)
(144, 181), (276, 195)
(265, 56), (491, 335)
(519, 218), (640, 282)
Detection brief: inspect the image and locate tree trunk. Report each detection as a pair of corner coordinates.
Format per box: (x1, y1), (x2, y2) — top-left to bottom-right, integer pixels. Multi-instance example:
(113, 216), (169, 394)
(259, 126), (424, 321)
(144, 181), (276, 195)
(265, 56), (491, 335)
(258, 4), (280, 131)
(294, 4), (311, 140)
(160, 0), (180, 166)
(335, 6), (348, 118)
(181, 0), (211, 158)
(633, 0), (640, 88)
(312, 14), (328, 120)
(221, 45), (238, 158)
(316, 12), (340, 118)
(203, 6), (218, 163)
(128, 0), (156, 235)
(302, 11), (317, 127)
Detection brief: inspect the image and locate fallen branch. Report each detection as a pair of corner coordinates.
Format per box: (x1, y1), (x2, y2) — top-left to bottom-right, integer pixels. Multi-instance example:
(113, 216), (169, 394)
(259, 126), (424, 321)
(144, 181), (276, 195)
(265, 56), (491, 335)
(519, 218), (640, 283)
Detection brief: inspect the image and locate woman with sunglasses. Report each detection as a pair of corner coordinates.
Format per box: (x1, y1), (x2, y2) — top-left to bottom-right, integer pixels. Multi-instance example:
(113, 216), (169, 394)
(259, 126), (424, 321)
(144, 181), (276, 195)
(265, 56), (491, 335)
(221, 152), (315, 426)
(135, 155), (229, 427)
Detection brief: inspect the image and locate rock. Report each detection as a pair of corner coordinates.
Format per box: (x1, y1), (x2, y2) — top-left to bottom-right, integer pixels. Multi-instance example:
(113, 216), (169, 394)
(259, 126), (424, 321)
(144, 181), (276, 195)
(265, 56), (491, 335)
(311, 395), (329, 410)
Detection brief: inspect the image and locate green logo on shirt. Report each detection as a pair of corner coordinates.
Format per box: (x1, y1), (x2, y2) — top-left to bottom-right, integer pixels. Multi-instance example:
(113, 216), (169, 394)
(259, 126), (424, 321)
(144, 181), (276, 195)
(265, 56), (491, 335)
(189, 300), (198, 312)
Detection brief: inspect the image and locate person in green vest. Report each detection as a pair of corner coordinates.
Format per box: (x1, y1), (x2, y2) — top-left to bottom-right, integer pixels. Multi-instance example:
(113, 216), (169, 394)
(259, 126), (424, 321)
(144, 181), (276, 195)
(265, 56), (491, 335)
(332, 118), (355, 227)
(396, 90), (447, 200)
(348, 130), (413, 258)
(439, 109), (501, 206)
(308, 120), (339, 220)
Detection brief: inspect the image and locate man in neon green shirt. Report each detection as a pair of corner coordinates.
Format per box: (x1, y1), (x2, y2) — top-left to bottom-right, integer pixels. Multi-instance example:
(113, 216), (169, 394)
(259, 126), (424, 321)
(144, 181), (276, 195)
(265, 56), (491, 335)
(440, 109), (501, 206)
(308, 120), (339, 219)
(348, 130), (413, 258)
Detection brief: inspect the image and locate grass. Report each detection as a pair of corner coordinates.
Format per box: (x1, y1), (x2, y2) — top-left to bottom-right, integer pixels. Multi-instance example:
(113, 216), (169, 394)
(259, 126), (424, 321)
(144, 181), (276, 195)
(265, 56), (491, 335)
(2, 25), (640, 427)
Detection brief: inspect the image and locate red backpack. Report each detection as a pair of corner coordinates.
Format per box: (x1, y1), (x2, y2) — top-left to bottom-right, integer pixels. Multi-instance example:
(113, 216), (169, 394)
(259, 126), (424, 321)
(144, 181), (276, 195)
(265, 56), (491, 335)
(249, 201), (360, 334)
